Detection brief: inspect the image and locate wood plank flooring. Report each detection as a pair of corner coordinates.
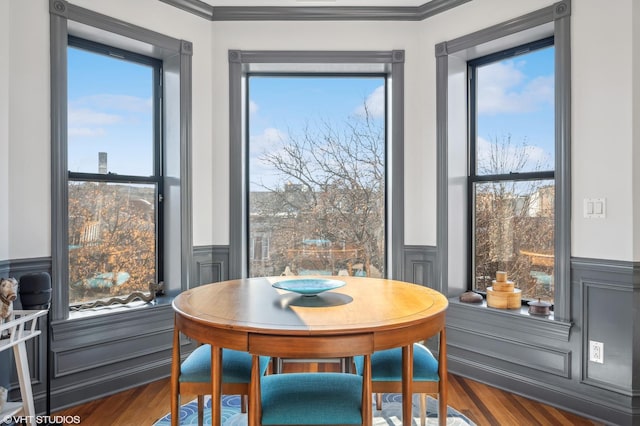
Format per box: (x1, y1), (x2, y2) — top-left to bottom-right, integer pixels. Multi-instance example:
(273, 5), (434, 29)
(54, 370), (602, 426)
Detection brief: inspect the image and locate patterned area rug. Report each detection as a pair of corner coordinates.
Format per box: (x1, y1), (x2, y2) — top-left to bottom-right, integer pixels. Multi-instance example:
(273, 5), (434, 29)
(153, 394), (475, 425)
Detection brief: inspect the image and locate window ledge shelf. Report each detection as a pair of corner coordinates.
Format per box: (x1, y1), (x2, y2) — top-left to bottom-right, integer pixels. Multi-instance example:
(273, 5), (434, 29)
(66, 294), (175, 321)
(447, 297), (572, 342)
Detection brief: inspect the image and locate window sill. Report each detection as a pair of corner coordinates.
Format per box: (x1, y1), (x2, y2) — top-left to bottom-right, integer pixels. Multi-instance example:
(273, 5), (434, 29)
(64, 293), (175, 322)
(447, 297), (572, 342)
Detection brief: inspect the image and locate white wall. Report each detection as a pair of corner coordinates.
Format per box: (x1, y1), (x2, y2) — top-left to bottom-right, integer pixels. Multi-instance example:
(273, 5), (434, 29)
(6, 0), (50, 260)
(69, 0), (215, 247)
(421, 0), (637, 261)
(210, 20), (422, 245)
(633, 0), (640, 261)
(570, 0), (634, 261)
(0, 1), (9, 260)
(2, 0), (638, 262)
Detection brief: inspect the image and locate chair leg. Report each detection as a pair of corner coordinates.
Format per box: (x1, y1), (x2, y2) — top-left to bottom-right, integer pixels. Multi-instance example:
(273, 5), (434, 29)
(420, 393), (426, 426)
(197, 395), (204, 426)
(241, 394), (248, 413)
(375, 393), (382, 411)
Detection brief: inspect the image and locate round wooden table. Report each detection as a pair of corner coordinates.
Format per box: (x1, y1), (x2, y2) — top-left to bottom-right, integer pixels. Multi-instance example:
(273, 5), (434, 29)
(172, 276), (448, 426)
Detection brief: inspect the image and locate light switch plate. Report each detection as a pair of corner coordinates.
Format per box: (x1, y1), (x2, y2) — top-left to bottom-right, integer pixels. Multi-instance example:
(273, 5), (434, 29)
(584, 198), (606, 218)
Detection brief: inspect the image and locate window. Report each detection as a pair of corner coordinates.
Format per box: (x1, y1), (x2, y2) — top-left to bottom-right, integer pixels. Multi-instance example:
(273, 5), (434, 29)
(247, 75), (386, 278)
(436, 0), (571, 323)
(66, 37), (163, 308)
(229, 50), (405, 280)
(50, 1), (192, 320)
(468, 38), (555, 305)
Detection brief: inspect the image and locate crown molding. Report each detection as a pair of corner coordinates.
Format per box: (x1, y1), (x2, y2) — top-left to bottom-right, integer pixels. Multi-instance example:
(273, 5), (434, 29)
(159, 0), (471, 21)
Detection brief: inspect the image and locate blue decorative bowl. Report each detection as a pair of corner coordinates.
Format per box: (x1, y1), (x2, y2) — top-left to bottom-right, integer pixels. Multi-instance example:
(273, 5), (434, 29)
(272, 278), (346, 296)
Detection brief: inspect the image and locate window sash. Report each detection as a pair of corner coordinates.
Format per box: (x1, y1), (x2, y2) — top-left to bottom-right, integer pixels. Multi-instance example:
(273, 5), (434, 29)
(467, 38), (556, 304)
(66, 37), (164, 308)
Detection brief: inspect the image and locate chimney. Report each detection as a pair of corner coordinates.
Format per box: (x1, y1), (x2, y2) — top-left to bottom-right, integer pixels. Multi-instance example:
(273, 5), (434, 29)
(99, 152), (107, 174)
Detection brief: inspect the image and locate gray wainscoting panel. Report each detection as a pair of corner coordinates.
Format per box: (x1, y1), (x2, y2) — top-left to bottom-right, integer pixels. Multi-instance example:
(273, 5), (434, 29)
(50, 303), (175, 410)
(447, 256), (640, 425)
(1, 258), (52, 413)
(447, 325), (570, 378)
(573, 258), (639, 397)
(193, 245), (229, 285)
(403, 245), (437, 287)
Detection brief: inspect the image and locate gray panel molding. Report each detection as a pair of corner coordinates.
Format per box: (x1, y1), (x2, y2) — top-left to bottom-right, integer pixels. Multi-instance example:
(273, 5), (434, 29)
(50, 357), (172, 412)
(403, 245), (437, 287)
(442, 1), (566, 55)
(447, 325), (571, 378)
(50, 0), (68, 18)
(57, 0), (182, 53)
(159, 0), (214, 20)
(574, 258), (639, 397)
(193, 245), (229, 285)
(448, 356), (632, 426)
(447, 300), (572, 342)
(160, 0), (471, 21)
(229, 49), (403, 65)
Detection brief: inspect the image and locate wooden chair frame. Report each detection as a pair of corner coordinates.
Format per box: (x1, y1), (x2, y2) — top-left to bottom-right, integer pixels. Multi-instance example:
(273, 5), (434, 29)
(372, 329), (447, 426)
(170, 327), (253, 426)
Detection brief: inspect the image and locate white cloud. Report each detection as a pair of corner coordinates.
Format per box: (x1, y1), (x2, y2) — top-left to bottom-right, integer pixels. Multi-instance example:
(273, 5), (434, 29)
(355, 85), (385, 119)
(249, 100), (259, 115)
(68, 108), (121, 126)
(476, 136), (552, 173)
(72, 94), (152, 113)
(68, 127), (106, 137)
(250, 127), (287, 158)
(477, 60), (553, 115)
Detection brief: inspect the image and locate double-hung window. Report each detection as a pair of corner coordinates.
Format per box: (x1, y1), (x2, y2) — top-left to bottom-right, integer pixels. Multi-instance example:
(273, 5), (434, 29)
(468, 37), (555, 305)
(67, 36), (163, 309)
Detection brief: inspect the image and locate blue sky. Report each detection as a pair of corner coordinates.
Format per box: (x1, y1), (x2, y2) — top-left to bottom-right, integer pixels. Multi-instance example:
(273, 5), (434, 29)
(67, 46), (154, 176)
(248, 75), (385, 190)
(476, 46), (555, 173)
(67, 45), (554, 181)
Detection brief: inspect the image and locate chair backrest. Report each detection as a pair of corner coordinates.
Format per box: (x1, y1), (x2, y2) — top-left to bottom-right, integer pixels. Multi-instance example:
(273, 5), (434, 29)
(249, 332), (375, 425)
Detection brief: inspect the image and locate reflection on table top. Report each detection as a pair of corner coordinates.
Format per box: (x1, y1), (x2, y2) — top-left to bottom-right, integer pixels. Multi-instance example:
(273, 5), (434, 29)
(172, 276), (448, 336)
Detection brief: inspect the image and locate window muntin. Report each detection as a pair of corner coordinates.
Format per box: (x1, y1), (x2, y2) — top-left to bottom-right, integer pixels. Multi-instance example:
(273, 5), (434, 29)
(469, 38), (555, 305)
(247, 75), (386, 278)
(67, 37), (163, 307)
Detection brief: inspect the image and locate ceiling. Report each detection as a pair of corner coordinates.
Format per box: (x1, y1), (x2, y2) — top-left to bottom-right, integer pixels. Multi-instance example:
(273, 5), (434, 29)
(199, 0), (429, 6)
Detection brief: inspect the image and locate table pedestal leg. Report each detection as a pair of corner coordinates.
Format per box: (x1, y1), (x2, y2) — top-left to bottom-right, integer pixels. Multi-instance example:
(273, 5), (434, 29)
(211, 345), (222, 426)
(402, 344), (414, 426)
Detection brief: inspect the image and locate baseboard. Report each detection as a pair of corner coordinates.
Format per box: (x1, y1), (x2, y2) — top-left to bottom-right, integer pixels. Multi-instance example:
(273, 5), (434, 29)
(448, 356), (634, 426)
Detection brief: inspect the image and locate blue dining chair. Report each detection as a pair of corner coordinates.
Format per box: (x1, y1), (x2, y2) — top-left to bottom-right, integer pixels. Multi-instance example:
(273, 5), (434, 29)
(250, 334), (374, 425)
(355, 329), (447, 426)
(171, 333), (270, 426)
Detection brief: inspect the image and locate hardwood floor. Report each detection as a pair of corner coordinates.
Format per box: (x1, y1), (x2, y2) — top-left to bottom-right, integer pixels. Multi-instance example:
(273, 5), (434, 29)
(54, 369), (602, 426)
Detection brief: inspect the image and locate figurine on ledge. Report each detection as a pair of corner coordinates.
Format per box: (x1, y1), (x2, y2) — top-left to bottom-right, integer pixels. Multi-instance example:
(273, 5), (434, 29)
(0, 277), (18, 338)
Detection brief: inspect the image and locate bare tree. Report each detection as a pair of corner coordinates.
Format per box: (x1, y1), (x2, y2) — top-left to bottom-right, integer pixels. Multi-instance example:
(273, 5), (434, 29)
(250, 107), (385, 278)
(474, 134), (554, 302)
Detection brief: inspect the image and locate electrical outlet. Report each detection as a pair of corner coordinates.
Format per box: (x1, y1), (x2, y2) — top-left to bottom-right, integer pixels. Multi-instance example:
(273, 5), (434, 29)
(589, 340), (604, 364)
